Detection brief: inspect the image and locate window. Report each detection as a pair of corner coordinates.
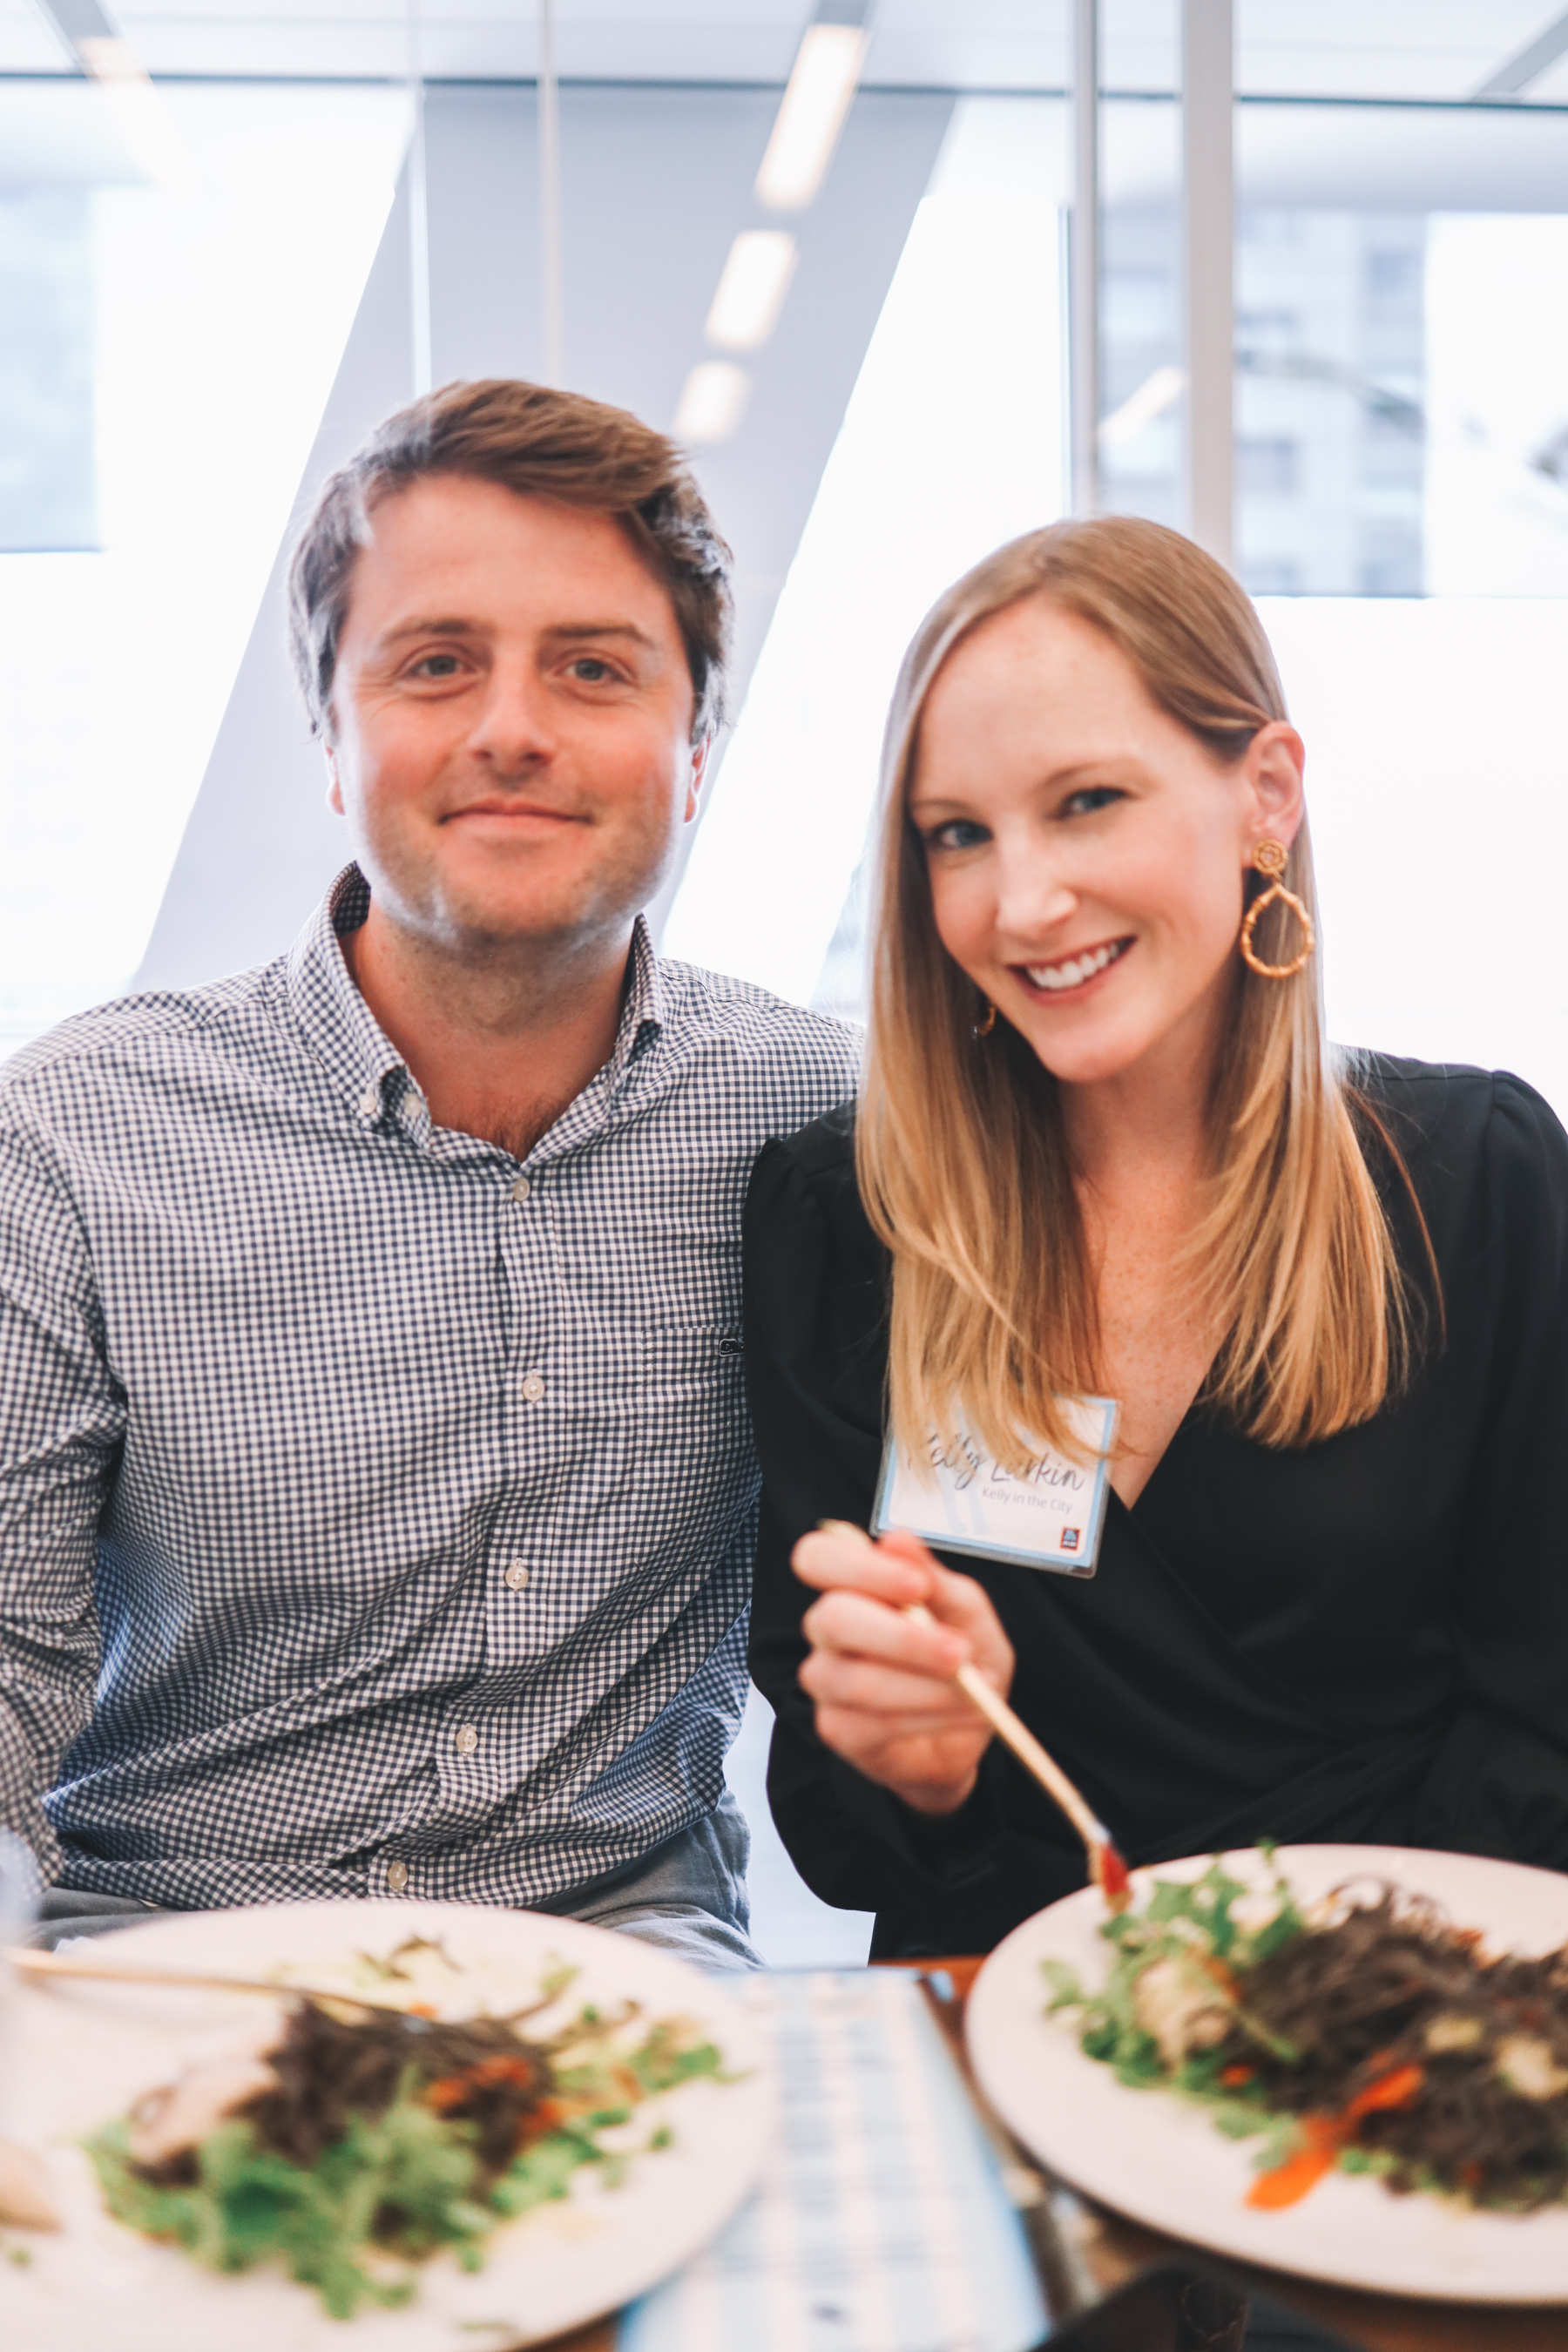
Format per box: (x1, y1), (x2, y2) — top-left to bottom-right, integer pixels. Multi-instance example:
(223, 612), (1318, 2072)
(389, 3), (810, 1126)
(0, 191), (95, 551)
(0, 81), (406, 1057)
(1238, 436), (1300, 497)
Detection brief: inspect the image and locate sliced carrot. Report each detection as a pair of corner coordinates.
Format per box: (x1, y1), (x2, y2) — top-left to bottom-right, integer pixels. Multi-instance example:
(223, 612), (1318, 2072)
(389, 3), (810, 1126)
(1219, 2064), (1255, 2088)
(1244, 2069), (1423, 2211)
(1246, 2140), (1341, 2209)
(1346, 2064), (1423, 2119)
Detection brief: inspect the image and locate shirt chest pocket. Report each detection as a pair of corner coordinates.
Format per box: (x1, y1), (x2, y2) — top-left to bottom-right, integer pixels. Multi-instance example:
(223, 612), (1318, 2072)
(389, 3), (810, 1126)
(634, 1325), (747, 1409)
(547, 1182), (742, 1337)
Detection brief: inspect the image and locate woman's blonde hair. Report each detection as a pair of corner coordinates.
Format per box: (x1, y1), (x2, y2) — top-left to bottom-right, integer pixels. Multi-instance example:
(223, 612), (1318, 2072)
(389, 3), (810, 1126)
(857, 514), (1425, 1468)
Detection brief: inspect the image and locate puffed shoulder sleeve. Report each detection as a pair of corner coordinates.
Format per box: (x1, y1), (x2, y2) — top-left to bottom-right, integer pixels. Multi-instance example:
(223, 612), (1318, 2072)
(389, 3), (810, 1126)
(743, 1115), (1040, 1945)
(1413, 1071), (1568, 1869)
(742, 1112), (885, 1721)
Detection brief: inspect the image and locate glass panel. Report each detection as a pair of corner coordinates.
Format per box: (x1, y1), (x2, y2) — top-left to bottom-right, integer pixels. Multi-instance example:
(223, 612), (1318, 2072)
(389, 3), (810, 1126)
(1096, 98), (1568, 597)
(0, 80), (407, 1058)
(666, 94), (1067, 1010)
(0, 189), (96, 551)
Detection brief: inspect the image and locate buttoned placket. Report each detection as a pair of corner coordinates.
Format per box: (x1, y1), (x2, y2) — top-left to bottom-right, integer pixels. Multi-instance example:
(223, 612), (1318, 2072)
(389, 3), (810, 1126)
(315, 893), (671, 1814)
(473, 1007), (664, 1694)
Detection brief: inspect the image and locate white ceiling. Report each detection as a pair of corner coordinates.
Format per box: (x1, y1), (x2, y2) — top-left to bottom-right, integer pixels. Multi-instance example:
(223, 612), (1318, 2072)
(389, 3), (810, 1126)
(7, 0), (1568, 102)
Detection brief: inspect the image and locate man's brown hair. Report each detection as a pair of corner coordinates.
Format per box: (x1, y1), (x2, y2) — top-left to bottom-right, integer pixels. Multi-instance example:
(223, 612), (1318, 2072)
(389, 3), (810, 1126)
(287, 377), (733, 742)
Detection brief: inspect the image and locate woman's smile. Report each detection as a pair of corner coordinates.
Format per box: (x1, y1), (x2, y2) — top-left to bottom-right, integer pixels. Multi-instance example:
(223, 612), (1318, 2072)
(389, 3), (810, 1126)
(1013, 934), (1135, 999)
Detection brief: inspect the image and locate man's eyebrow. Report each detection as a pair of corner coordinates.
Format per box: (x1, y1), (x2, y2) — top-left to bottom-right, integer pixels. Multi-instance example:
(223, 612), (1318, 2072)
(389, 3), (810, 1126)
(375, 615), (488, 647)
(541, 621), (659, 648)
(372, 617), (660, 652)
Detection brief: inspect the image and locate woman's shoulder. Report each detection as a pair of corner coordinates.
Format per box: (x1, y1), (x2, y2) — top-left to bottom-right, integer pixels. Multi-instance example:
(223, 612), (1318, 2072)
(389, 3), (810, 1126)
(744, 1098), (887, 1315)
(1348, 1049), (1559, 1143)
(747, 1098), (868, 1234)
(760, 1096), (858, 1179)
(1348, 1050), (1568, 1238)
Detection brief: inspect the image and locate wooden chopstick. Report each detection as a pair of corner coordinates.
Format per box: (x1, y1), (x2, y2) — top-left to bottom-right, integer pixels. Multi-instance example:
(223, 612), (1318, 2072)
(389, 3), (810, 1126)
(818, 1520), (1132, 1909)
(3, 1944), (423, 2018)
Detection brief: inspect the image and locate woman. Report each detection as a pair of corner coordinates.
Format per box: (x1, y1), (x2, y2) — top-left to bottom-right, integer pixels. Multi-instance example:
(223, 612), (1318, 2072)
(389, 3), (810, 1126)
(743, 516), (1568, 1960)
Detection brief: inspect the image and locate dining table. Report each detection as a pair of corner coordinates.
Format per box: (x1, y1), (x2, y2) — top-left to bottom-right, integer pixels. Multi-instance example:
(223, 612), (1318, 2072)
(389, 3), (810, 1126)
(537, 1957), (1568, 2352)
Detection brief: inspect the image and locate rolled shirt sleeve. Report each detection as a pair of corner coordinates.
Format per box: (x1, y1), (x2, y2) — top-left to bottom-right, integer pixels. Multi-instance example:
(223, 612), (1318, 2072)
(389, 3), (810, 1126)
(0, 1119), (116, 1880)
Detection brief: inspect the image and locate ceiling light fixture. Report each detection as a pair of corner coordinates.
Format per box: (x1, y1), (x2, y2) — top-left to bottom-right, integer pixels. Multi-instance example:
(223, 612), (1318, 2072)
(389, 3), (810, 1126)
(705, 231), (798, 350)
(754, 10), (869, 212)
(1098, 365), (1186, 449)
(35, 0), (189, 187)
(672, 362), (752, 445)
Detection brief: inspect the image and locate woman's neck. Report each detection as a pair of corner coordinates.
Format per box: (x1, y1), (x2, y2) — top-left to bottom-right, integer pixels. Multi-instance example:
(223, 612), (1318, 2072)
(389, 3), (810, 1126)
(1059, 1021), (1217, 1209)
(1060, 1018), (1230, 1507)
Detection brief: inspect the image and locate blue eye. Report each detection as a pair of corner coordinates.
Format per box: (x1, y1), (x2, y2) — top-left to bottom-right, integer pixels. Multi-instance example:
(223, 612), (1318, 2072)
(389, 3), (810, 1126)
(411, 652), (463, 679)
(1062, 785), (1124, 817)
(926, 819), (990, 852)
(568, 657), (614, 681)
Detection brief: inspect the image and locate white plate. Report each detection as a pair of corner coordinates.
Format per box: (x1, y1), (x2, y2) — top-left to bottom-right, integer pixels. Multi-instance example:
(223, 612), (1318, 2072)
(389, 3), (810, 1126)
(966, 1843), (1568, 2304)
(0, 1899), (774, 2350)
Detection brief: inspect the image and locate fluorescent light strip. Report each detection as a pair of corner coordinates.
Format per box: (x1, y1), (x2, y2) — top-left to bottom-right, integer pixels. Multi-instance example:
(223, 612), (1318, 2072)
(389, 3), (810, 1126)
(672, 362), (751, 445)
(1098, 364), (1186, 449)
(705, 231), (798, 351)
(754, 22), (868, 212)
(75, 35), (191, 187)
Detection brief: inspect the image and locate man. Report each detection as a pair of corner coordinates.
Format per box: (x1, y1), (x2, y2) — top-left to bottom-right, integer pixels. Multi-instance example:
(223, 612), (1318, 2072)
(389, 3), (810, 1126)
(0, 378), (858, 1964)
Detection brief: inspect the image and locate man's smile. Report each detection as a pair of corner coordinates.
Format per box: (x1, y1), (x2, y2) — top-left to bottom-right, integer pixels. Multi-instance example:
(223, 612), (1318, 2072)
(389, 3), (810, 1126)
(440, 796), (590, 827)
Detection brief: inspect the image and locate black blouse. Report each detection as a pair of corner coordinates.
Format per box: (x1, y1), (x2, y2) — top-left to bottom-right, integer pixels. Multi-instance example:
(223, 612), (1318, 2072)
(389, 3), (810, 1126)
(742, 1058), (1568, 1958)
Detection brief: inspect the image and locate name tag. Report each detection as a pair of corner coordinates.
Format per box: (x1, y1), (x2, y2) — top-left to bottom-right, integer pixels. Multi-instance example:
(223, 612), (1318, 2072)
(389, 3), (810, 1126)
(871, 1396), (1119, 1578)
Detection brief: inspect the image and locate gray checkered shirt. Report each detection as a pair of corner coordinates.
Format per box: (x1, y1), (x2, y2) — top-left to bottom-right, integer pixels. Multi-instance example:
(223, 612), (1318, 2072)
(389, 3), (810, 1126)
(0, 866), (859, 1909)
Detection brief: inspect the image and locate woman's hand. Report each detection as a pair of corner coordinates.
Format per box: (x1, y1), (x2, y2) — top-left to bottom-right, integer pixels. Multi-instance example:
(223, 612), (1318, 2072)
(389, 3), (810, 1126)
(792, 1524), (1017, 1816)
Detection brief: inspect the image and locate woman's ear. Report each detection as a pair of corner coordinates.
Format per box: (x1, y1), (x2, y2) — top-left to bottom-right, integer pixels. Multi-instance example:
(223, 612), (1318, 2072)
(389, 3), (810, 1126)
(1244, 720), (1307, 852)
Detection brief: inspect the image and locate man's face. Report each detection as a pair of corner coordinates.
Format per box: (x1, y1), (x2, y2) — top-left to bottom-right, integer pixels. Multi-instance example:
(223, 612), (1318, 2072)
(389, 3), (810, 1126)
(324, 474), (707, 959)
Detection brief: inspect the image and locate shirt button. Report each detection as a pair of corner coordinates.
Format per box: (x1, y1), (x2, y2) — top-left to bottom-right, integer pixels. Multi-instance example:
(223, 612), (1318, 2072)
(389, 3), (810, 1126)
(359, 1086), (380, 1119)
(454, 1723), (479, 1755)
(504, 1560), (530, 1590)
(521, 1373), (546, 1402)
(385, 1858), (409, 1892)
(510, 1173), (531, 1203)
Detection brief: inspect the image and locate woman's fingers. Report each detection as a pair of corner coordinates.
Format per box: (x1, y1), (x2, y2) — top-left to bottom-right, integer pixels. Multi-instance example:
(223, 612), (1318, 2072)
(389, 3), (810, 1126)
(790, 1520), (1018, 1813)
(800, 1639), (977, 1723)
(793, 1523), (1017, 1699)
(793, 1524), (929, 1607)
(801, 1586), (970, 1676)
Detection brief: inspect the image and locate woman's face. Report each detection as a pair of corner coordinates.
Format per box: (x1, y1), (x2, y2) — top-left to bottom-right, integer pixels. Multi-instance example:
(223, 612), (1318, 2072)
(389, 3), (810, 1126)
(908, 597), (1305, 1094)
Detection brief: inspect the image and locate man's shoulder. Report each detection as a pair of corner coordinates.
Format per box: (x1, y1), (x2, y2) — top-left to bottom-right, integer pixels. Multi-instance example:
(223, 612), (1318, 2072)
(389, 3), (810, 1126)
(653, 956), (862, 1089)
(0, 964), (287, 1125)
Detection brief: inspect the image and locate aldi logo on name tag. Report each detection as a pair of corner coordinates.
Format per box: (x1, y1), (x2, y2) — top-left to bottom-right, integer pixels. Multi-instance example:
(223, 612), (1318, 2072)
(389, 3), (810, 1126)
(872, 1396), (1119, 1578)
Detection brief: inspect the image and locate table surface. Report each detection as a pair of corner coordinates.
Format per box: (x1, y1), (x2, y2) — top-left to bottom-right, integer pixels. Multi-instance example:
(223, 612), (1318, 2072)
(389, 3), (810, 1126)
(539, 1957), (1568, 2352)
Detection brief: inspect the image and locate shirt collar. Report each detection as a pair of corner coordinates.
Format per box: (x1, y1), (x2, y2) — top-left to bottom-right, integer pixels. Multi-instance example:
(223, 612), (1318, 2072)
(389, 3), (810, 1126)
(611, 905), (666, 1088)
(285, 863), (666, 1136)
(286, 865), (408, 1130)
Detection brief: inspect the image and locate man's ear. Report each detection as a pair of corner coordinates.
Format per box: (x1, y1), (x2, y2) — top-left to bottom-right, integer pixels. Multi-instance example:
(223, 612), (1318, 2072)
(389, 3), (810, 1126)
(323, 730), (345, 816)
(685, 732), (714, 825)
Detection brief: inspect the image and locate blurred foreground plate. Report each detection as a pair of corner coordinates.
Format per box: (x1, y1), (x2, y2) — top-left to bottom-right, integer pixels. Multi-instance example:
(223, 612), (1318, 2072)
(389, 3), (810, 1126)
(966, 1843), (1568, 2304)
(2, 1898), (773, 2350)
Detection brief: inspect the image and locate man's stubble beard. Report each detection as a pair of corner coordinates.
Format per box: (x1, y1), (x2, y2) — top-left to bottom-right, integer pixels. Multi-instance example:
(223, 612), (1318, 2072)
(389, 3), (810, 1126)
(368, 801), (683, 973)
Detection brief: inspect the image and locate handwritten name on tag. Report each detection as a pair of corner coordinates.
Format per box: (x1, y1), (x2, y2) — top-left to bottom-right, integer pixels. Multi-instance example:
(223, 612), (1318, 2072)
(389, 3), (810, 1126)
(872, 1396), (1119, 1578)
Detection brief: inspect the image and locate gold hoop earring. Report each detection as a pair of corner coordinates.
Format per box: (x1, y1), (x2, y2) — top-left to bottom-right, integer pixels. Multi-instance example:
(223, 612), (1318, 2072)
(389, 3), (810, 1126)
(1239, 839), (1315, 980)
(973, 997), (997, 1038)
